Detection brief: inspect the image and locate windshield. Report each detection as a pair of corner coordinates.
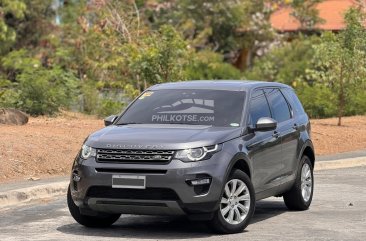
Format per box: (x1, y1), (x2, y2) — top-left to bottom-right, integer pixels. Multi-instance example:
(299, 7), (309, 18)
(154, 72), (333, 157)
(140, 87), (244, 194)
(117, 89), (246, 127)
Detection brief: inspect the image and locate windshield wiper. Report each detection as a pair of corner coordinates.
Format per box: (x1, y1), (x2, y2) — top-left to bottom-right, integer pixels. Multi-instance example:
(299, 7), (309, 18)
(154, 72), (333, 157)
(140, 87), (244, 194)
(116, 122), (143, 125)
(160, 123), (212, 126)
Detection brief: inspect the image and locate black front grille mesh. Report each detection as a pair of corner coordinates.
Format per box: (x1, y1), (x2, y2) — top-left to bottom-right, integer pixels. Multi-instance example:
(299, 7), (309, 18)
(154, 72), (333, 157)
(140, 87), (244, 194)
(96, 149), (175, 164)
(86, 186), (180, 201)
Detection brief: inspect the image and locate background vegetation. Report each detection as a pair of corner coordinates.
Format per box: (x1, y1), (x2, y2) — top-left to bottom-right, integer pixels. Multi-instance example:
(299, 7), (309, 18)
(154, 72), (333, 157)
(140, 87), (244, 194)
(0, 0), (365, 125)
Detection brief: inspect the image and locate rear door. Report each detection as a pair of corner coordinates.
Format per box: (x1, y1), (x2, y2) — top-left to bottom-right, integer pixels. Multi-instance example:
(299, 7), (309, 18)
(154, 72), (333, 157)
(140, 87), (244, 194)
(246, 89), (283, 192)
(265, 88), (300, 181)
(281, 88), (309, 174)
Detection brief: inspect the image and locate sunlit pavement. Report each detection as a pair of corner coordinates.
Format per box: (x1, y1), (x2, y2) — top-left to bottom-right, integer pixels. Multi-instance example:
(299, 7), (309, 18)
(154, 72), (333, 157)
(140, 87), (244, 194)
(0, 166), (365, 241)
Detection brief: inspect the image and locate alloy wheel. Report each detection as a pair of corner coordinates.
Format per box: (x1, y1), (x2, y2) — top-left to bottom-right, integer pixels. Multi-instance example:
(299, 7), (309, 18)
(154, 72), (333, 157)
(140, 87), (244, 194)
(220, 179), (251, 225)
(301, 163), (312, 202)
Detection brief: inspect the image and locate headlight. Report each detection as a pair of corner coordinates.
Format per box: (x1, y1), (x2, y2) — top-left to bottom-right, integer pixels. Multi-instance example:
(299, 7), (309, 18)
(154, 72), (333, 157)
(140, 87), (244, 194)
(81, 145), (96, 159)
(174, 144), (222, 162)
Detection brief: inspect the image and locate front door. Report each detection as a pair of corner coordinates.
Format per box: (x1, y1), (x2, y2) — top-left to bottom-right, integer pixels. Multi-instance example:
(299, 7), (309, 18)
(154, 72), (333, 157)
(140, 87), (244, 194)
(246, 89), (283, 192)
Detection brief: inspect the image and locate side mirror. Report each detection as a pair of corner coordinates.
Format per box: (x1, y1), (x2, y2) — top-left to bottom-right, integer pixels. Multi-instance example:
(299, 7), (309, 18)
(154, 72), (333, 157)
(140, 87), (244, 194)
(254, 117), (277, 132)
(104, 115), (118, 126)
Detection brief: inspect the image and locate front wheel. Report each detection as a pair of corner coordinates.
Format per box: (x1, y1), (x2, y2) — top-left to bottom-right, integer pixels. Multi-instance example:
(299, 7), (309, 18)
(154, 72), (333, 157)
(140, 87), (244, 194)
(67, 186), (121, 227)
(283, 155), (314, 210)
(209, 169), (255, 234)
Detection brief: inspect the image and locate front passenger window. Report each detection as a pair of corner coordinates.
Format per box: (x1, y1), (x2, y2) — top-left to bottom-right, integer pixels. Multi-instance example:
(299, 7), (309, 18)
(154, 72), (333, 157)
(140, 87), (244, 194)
(249, 90), (272, 125)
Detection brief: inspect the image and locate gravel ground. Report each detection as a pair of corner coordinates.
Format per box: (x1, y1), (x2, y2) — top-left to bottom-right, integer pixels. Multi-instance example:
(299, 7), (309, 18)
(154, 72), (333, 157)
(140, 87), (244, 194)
(311, 116), (366, 155)
(0, 167), (365, 241)
(0, 112), (365, 183)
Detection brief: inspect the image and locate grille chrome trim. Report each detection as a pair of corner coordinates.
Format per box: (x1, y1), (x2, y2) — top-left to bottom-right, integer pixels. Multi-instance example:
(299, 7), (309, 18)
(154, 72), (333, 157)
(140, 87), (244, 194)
(96, 149), (175, 164)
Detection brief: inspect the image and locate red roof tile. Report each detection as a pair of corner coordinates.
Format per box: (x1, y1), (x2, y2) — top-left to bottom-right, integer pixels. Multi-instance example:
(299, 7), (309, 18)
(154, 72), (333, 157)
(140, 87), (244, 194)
(270, 0), (364, 31)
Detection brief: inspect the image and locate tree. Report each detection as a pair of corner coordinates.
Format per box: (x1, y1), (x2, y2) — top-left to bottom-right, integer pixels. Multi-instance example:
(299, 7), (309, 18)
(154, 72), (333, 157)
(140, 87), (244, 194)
(0, 1), (80, 115)
(1, 49), (77, 115)
(290, 0), (324, 29)
(0, 0), (26, 53)
(146, 0), (284, 69)
(128, 25), (189, 88)
(185, 50), (242, 80)
(309, 8), (366, 125)
(244, 35), (320, 86)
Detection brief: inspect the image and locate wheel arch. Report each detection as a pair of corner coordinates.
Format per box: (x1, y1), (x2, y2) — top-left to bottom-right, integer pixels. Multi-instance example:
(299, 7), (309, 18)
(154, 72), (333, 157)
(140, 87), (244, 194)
(226, 153), (252, 180)
(299, 140), (315, 168)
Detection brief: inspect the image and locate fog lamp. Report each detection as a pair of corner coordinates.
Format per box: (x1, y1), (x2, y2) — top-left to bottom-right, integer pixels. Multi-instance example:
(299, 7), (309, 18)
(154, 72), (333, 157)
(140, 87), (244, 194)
(73, 173), (81, 182)
(189, 178), (211, 186)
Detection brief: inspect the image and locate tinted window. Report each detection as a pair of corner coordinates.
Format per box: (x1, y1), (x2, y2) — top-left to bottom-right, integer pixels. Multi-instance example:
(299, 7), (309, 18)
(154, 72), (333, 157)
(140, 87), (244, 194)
(117, 89), (246, 127)
(249, 90), (272, 125)
(265, 88), (291, 123)
(282, 88), (306, 116)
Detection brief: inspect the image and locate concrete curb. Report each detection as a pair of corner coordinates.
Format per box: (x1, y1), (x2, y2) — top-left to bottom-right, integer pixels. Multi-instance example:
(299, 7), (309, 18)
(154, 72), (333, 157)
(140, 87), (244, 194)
(315, 156), (366, 171)
(0, 156), (365, 209)
(0, 181), (68, 209)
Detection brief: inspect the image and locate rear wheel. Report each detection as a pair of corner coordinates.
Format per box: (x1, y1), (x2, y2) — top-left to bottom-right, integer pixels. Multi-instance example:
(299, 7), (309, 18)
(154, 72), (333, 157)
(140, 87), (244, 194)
(67, 186), (121, 227)
(209, 169), (255, 234)
(283, 155), (314, 210)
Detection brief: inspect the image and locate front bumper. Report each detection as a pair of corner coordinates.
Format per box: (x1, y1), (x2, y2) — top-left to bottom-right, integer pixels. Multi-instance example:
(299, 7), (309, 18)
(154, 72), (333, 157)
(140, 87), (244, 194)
(70, 149), (232, 216)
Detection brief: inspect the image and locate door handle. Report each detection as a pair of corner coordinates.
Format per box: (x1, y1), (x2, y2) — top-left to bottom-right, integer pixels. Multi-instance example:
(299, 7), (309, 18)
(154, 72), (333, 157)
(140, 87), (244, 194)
(293, 124), (298, 130)
(272, 131), (280, 138)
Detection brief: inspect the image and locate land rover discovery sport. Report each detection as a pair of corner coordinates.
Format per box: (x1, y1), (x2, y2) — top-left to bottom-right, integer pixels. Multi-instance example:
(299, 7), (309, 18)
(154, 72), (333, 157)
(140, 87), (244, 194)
(68, 81), (315, 234)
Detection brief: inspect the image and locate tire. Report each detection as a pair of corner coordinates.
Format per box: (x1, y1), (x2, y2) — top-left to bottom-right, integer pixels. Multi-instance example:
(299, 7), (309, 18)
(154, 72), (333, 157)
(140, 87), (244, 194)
(283, 155), (314, 211)
(67, 186), (121, 227)
(209, 169), (255, 234)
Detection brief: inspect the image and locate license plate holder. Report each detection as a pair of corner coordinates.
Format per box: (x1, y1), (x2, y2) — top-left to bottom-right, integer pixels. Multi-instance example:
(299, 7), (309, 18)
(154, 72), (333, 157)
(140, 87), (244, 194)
(112, 175), (146, 189)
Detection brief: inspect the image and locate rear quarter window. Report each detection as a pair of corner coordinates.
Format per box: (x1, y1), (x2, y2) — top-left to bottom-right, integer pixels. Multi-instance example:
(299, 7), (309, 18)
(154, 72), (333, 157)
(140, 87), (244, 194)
(282, 88), (306, 116)
(265, 88), (291, 123)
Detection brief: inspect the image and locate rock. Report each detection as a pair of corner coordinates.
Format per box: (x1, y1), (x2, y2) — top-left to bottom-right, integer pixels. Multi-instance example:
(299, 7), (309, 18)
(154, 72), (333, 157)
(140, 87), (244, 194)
(27, 177), (41, 181)
(0, 108), (29, 125)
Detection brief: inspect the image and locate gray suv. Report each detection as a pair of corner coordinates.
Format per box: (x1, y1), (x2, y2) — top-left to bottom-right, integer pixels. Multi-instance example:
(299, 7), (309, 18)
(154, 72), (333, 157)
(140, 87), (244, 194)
(68, 81), (315, 234)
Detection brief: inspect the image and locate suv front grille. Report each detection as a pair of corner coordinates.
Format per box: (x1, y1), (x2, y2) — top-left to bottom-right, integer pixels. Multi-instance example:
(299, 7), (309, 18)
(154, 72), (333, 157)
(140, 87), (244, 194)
(96, 149), (175, 164)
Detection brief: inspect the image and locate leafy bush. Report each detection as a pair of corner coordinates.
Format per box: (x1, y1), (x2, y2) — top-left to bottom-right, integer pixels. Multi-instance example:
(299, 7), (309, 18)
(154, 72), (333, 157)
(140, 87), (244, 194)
(16, 67), (78, 115)
(80, 83), (126, 117)
(96, 99), (124, 117)
(343, 86), (366, 116)
(0, 49), (78, 115)
(295, 83), (337, 118)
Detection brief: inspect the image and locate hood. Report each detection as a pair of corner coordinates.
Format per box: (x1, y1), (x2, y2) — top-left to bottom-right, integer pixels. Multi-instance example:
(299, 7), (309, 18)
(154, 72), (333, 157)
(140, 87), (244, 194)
(85, 124), (241, 150)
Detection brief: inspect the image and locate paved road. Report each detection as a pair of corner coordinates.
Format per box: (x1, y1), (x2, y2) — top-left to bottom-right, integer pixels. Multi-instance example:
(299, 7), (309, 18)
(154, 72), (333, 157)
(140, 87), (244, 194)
(0, 167), (365, 241)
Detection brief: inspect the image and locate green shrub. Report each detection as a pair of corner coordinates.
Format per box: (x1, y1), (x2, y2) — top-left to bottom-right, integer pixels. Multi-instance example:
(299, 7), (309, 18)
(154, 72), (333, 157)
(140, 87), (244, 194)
(96, 99), (124, 117)
(17, 67), (78, 116)
(0, 89), (20, 108)
(344, 86), (366, 116)
(0, 79), (17, 107)
(296, 83), (337, 118)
